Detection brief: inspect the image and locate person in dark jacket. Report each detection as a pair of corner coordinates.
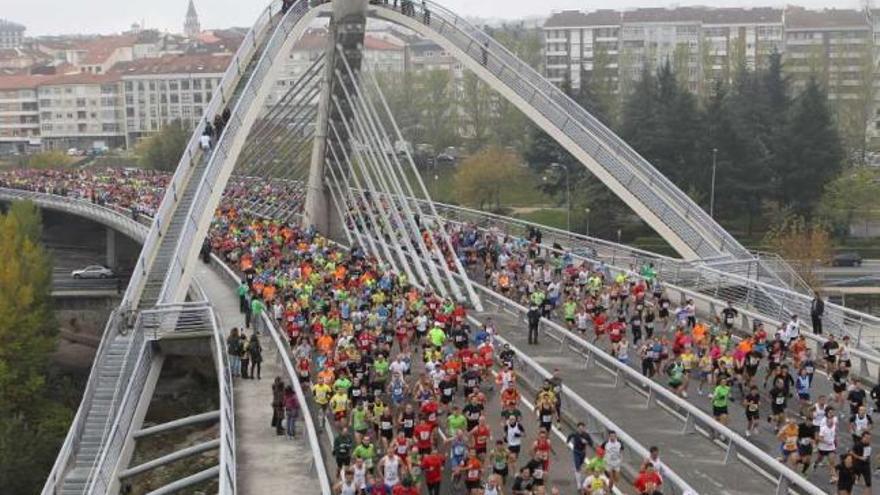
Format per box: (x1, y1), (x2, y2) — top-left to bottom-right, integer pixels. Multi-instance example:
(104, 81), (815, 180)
(527, 305), (541, 345)
(811, 291), (825, 334)
(271, 377), (285, 435)
(249, 334), (263, 379)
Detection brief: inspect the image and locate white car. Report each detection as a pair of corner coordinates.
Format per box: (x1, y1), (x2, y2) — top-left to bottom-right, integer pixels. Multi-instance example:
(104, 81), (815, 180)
(71, 265), (115, 279)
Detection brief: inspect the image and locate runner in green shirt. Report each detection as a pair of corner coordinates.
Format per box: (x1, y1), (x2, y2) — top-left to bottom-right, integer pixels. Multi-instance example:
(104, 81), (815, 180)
(710, 377), (731, 425)
(428, 325), (446, 348)
(352, 404), (370, 437)
(352, 437), (376, 470)
(447, 407), (468, 436)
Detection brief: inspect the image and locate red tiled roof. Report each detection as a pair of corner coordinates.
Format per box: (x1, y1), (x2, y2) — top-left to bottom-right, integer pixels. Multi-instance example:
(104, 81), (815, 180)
(114, 53), (232, 76)
(0, 70), (119, 90)
(78, 35), (138, 65)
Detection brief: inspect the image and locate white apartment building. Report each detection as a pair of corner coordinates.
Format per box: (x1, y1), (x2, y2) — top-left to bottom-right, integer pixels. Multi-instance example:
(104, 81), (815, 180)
(116, 53), (229, 144)
(37, 73), (125, 150)
(544, 7), (784, 94)
(0, 20), (25, 50)
(0, 76), (40, 153)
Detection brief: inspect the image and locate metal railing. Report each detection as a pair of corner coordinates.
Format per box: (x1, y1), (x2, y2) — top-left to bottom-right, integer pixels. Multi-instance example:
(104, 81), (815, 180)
(158, 0), (316, 305)
(127, 0), (287, 308)
(468, 283), (825, 495)
(40, 309), (122, 495)
(208, 303), (237, 494)
(0, 188), (147, 243)
(210, 253), (333, 495)
(374, 0), (745, 260)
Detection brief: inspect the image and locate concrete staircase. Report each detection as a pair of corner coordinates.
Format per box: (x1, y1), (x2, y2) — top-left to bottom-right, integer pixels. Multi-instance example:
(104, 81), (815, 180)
(58, 336), (131, 495)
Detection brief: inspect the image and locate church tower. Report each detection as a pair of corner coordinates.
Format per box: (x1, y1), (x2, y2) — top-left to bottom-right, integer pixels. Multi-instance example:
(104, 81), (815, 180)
(184, 0), (201, 38)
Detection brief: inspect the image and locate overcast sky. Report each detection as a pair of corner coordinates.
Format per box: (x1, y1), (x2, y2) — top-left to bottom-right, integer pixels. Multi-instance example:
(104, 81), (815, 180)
(7, 0), (864, 36)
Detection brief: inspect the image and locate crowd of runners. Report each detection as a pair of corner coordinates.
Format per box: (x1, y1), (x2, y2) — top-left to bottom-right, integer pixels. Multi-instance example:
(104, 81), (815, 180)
(5, 168), (880, 493)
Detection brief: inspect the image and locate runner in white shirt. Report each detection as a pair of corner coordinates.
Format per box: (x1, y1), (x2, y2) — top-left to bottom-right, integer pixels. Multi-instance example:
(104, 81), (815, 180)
(814, 420), (839, 481)
(582, 468), (611, 495)
(602, 432), (624, 484)
(378, 452), (402, 491)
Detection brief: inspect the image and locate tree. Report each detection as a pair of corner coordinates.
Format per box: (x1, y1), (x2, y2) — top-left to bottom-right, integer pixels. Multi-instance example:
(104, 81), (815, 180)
(0, 201), (71, 494)
(24, 151), (75, 169)
(413, 70), (458, 152)
(820, 167), (880, 238)
(777, 77), (844, 215)
(453, 146), (527, 210)
(764, 212), (832, 289)
(459, 72), (492, 151)
(136, 119), (190, 171)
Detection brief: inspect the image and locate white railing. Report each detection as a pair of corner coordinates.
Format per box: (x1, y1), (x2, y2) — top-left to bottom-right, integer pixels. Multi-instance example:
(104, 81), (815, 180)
(208, 303), (237, 494)
(39, 309), (121, 495)
(210, 253), (333, 495)
(127, 0), (286, 308)
(158, 0), (313, 304)
(470, 283), (826, 495)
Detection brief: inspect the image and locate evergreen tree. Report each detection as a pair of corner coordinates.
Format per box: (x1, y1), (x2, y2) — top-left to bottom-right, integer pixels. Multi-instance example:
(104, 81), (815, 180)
(778, 77), (844, 215)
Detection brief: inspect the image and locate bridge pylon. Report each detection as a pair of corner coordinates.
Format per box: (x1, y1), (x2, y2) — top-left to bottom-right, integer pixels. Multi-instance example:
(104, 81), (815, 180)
(304, 0), (368, 243)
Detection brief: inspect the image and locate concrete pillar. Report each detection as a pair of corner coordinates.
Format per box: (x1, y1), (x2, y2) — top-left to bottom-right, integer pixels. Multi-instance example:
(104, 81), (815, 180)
(302, 0), (368, 244)
(106, 227), (117, 269)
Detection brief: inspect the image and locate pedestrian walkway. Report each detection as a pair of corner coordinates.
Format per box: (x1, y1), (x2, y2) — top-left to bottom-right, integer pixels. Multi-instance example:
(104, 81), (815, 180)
(194, 262), (320, 495)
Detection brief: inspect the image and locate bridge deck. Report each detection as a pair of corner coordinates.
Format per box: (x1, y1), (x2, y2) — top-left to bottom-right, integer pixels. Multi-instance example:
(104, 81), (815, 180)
(194, 261), (321, 495)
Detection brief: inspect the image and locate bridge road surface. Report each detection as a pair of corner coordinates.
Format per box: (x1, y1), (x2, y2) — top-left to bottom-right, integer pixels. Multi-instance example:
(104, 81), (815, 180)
(194, 261), (322, 495)
(475, 304), (778, 495)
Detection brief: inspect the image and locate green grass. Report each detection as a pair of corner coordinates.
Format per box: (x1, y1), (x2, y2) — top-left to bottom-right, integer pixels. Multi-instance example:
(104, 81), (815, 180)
(515, 208), (567, 229)
(415, 165), (557, 207)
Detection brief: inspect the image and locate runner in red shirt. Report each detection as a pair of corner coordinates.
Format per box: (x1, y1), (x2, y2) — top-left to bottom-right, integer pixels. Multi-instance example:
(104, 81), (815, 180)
(469, 416), (491, 455)
(462, 448), (483, 494)
(634, 464), (663, 494)
(421, 452), (445, 495)
(414, 420), (435, 454)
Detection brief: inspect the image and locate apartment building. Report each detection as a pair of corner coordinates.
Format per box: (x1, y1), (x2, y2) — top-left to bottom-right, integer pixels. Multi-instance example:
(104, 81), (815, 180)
(116, 53), (229, 144)
(543, 6), (783, 93)
(0, 76), (40, 153)
(0, 20), (25, 50)
(267, 29), (406, 107)
(37, 73), (125, 150)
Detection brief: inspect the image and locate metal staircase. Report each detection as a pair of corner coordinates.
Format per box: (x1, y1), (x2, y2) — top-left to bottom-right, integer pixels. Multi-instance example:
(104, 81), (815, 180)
(57, 336), (130, 495)
(127, 1), (286, 310)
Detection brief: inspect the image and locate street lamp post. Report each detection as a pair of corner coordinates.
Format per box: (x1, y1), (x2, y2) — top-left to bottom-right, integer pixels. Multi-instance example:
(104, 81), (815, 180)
(710, 147), (718, 219)
(584, 208), (591, 237)
(550, 162), (571, 236)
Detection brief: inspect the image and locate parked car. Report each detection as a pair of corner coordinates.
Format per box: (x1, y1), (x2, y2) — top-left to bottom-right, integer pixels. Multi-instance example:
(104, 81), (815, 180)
(71, 265), (115, 279)
(832, 252), (863, 267)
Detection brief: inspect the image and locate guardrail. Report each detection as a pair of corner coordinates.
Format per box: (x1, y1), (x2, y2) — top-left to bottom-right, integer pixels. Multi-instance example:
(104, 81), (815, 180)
(158, 0), (315, 305)
(40, 309), (121, 495)
(210, 253), (333, 495)
(470, 284), (825, 495)
(128, 0), (286, 308)
(207, 301), (237, 494)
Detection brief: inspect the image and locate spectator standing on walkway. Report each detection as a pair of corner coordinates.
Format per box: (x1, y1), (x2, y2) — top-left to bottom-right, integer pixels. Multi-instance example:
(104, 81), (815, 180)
(271, 377), (285, 435)
(237, 279), (248, 313)
(227, 327), (241, 377)
(249, 334), (262, 379)
(283, 384), (299, 438)
(199, 132), (211, 151)
(811, 291), (825, 335)
(250, 296), (266, 334)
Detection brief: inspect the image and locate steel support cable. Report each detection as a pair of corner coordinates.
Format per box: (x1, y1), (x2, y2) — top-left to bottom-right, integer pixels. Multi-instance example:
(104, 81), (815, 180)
(331, 61), (444, 295)
(362, 67), (484, 310)
(325, 156), (378, 260)
(236, 103), (318, 216)
(237, 84), (322, 177)
(325, 134), (384, 263)
(235, 61), (324, 173)
(327, 120), (400, 275)
(235, 127), (313, 218)
(236, 54), (325, 158)
(242, 104), (319, 180)
(329, 88), (418, 286)
(238, 88), (320, 178)
(330, 69), (432, 292)
(343, 64), (465, 304)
